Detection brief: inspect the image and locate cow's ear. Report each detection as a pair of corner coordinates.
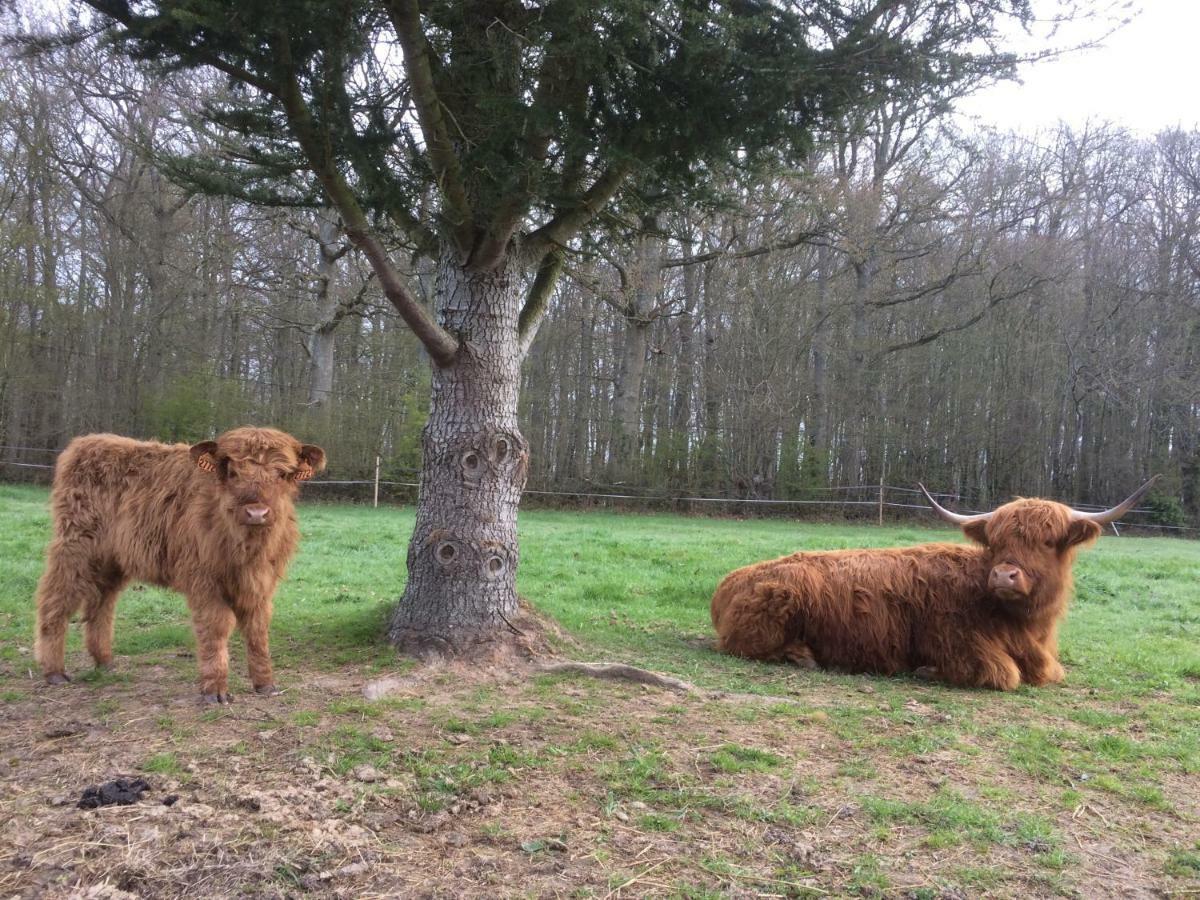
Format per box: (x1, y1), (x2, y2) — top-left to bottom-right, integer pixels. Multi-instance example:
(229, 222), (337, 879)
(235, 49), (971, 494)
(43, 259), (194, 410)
(293, 444), (326, 481)
(190, 441), (219, 474)
(962, 520), (990, 546)
(1061, 519), (1102, 550)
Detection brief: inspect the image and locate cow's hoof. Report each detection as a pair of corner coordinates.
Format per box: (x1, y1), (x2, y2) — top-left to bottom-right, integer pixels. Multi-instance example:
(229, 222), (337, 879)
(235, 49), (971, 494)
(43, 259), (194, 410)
(201, 692), (234, 705)
(253, 683), (282, 697)
(913, 666), (939, 681)
(45, 672), (71, 685)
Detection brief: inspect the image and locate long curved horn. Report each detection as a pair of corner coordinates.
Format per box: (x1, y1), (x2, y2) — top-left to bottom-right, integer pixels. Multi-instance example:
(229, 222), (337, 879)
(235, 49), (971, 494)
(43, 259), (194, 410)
(918, 483), (993, 527)
(1069, 476), (1160, 525)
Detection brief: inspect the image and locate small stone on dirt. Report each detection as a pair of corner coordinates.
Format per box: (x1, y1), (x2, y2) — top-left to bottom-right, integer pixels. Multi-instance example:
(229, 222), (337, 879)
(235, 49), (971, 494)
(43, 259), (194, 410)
(443, 831), (469, 848)
(408, 812), (448, 834)
(520, 837), (568, 853)
(447, 732), (472, 745)
(325, 861), (370, 880)
(363, 676), (408, 700)
(371, 726), (395, 742)
(43, 721), (89, 739)
(612, 809), (629, 822)
(76, 885), (139, 899)
(857, 683), (876, 694)
(77, 778), (151, 809)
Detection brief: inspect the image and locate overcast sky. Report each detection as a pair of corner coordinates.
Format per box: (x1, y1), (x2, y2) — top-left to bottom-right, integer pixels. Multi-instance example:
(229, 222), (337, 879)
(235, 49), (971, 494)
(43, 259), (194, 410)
(957, 1), (1200, 134)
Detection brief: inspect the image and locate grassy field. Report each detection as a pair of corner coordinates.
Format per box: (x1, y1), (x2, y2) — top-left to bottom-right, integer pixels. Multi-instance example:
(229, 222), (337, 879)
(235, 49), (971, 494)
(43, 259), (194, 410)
(0, 482), (1197, 898)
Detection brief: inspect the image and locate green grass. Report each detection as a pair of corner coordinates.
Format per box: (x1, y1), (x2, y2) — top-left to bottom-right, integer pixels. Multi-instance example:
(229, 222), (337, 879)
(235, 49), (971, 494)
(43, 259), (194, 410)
(709, 744), (784, 774)
(1165, 845), (1200, 878)
(142, 752), (184, 776)
(2, 482), (1198, 860)
(5, 481), (1196, 691)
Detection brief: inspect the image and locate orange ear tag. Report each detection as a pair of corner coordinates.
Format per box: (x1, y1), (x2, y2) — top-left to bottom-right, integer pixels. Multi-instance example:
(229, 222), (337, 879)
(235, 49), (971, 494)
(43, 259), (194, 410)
(197, 455), (216, 473)
(294, 465), (313, 482)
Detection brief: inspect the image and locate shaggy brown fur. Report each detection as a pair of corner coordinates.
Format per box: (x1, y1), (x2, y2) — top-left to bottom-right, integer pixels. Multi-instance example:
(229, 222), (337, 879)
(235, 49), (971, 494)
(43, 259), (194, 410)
(711, 499), (1105, 690)
(35, 427), (325, 703)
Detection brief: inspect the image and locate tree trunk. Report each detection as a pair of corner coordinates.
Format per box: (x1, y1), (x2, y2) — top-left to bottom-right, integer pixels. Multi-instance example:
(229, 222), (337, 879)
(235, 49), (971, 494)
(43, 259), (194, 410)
(565, 304), (596, 484)
(609, 221), (662, 485)
(697, 260), (722, 494)
(308, 217), (341, 408)
(388, 251), (529, 658)
(840, 255), (875, 485)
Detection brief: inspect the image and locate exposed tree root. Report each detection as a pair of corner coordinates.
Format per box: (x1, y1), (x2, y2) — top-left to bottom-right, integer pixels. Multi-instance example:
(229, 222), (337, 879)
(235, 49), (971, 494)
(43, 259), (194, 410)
(371, 597), (805, 704)
(531, 661), (812, 706)
(532, 661), (700, 694)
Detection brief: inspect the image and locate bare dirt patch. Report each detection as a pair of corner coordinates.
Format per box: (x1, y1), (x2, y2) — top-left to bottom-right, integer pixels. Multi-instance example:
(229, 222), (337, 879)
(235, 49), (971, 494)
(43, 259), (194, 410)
(0, 656), (1194, 898)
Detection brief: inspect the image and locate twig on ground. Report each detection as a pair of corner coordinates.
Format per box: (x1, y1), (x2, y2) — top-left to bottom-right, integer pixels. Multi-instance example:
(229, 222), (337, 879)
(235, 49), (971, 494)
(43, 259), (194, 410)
(602, 857), (671, 899)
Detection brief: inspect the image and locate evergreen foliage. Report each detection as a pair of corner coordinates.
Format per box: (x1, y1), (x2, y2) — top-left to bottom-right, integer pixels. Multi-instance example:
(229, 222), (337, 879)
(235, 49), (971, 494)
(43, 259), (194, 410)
(83, 0), (1032, 263)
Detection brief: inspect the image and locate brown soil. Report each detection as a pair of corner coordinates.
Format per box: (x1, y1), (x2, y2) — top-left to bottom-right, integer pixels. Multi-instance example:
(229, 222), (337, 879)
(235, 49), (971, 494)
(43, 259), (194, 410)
(0, 655), (1193, 899)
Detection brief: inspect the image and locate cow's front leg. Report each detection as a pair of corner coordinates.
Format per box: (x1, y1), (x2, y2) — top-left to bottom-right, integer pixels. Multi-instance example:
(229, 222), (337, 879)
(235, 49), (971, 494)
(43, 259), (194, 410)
(190, 596), (237, 704)
(236, 598), (278, 696)
(1015, 644), (1065, 686)
(931, 637), (1021, 691)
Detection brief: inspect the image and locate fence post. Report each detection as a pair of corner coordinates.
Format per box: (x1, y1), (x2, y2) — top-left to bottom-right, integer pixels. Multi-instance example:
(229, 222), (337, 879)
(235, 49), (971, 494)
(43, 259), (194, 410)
(878, 475), (885, 527)
(373, 455), (381, 508)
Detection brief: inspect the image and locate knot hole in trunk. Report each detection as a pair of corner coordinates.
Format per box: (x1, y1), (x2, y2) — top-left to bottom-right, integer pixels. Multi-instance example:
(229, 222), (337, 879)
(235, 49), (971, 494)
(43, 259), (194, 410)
(427, 533), (515, 578)
(428, 533), (466, 572)
(480, 540), (515, 582)
(455, 429), (528, 487)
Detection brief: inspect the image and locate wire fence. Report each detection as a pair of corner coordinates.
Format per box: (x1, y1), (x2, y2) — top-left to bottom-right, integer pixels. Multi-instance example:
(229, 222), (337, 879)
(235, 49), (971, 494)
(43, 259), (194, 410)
(2, 446), (1192, 534)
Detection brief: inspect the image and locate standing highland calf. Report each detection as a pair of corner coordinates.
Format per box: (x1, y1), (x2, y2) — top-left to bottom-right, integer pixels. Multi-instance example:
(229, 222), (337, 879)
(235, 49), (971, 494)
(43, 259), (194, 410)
(35, 427), (326, 703)
(711, 479), (1158, 690)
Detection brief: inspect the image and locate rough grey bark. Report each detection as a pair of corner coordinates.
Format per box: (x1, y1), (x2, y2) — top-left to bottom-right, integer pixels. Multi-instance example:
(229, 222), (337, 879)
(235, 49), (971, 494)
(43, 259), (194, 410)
(387, 251), (528, 656)
(669, 246), (699, 486)
(609, 219), (663, 483)
(307, 216), (341, 408)
(565, 303), (596, 483)
(806, 240), (832, 473)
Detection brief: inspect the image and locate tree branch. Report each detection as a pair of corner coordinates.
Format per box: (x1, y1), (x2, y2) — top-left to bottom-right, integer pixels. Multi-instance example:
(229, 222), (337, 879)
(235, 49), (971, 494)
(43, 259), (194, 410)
(274, 29), (458, 366)
(474, 15), (583, 272)
(525, 162), (632, 255)
(382, 0), (475, 255)
(518, 248), (566, 357)
(660, 228), (827, 269)
(879, 273), (1052, 356)
(84, 1), (278, 94)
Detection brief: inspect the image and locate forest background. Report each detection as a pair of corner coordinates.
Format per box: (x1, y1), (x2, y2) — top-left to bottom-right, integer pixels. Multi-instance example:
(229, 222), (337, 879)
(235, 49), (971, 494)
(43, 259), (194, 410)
(2, 13), (1197, 528)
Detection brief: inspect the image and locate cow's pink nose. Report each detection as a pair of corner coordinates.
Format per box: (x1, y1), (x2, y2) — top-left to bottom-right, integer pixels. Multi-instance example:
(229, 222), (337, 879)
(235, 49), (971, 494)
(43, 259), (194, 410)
(989, 565), (1022, 589)
(244, 504), (271, 525)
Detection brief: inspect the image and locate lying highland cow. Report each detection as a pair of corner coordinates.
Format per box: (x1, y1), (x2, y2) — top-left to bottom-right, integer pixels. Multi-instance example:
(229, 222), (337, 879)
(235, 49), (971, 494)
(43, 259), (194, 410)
(711, 479), (1157, 690)
(35, 427), (325, 703)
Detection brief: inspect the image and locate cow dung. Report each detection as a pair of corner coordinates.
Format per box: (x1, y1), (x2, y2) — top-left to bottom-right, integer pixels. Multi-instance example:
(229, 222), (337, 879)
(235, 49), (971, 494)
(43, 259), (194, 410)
(77, 778), (152, 809)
